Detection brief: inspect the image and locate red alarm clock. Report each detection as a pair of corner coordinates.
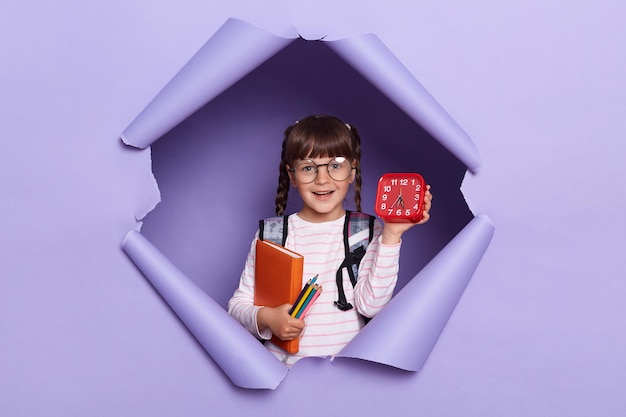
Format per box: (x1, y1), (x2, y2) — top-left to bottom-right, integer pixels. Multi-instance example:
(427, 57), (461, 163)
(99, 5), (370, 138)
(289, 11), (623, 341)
(375, 173), (426, 223)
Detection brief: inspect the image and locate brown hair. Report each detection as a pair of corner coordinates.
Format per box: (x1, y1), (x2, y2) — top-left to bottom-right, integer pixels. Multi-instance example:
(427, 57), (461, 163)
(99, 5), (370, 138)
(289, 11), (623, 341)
(275, 114), (362, 215)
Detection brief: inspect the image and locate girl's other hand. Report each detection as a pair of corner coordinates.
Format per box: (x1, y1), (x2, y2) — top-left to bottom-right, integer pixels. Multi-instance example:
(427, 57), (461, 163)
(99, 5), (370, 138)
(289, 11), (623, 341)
(381, 186), (432, 245)
(257, 304), (305, 341)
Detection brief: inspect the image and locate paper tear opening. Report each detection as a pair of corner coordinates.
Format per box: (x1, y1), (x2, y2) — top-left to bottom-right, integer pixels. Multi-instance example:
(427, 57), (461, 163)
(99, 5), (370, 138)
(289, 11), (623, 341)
(120, 16), (493, 389)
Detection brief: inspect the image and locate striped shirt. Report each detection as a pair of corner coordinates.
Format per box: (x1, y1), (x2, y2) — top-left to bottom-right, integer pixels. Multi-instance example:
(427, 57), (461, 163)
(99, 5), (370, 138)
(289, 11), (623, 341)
(228, 213), (401, 366)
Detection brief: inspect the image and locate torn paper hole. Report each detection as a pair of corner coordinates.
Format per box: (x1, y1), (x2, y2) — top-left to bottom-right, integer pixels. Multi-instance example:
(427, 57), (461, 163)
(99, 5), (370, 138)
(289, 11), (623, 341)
(120, 18), (494, 389)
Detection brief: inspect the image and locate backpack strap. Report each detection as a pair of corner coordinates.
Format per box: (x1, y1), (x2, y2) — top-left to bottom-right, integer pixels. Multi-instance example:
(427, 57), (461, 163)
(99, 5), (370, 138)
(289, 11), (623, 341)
(259, 215), (290, 246)
(334, 211), (376, 311)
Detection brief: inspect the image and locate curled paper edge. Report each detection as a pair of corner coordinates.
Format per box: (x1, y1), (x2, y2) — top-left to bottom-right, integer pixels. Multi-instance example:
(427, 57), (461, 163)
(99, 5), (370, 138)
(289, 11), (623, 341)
(121, 18), (295, 150)
(122, 230), (288, 389)
(326, 35), (482, 173)
(120, 17), (480, 174)
(337, 214), (495, 371)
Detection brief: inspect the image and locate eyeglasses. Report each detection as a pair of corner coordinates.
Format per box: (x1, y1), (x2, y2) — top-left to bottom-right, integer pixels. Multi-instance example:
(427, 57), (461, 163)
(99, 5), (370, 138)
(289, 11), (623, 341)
(289, 157), (355, 184)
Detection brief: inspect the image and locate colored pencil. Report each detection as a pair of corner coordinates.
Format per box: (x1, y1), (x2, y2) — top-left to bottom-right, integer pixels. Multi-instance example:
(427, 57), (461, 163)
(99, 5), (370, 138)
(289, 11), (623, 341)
(289, 275), (318, 316)
(298, 285), (322, 319)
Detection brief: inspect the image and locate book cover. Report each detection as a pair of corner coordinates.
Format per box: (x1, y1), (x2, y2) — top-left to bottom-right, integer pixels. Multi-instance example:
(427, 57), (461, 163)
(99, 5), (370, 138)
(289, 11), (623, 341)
(254, 239), (304, 354)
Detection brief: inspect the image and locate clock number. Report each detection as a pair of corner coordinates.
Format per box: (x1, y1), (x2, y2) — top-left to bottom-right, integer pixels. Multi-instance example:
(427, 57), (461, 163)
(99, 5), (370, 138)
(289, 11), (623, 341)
(414, 194), (420, 201)
(413, 204), (419, 210)
(396, 209), (402, 216)
(415, 184), (421, 191)
(383, 185), (392, 192)
(391, 179), (398, 186)
(400, 179), (408, 186)
(381, 194), (387, 201)
(405, 209), (411, 216)
(380, 202), (387, 210)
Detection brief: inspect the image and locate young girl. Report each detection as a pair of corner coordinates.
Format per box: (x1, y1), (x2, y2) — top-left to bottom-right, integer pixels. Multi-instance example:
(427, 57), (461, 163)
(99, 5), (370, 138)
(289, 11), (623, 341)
(228, 114), (432, 366)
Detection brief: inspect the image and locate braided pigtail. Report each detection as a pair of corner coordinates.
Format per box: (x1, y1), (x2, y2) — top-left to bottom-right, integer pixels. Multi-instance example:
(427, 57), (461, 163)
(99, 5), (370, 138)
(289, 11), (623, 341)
(275, 126), (293, 215)
(349, 124), (363, 212)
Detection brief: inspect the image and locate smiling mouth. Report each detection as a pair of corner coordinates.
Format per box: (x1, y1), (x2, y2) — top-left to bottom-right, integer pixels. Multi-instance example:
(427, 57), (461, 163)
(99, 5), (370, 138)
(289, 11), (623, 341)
(313, 191), (334, 196)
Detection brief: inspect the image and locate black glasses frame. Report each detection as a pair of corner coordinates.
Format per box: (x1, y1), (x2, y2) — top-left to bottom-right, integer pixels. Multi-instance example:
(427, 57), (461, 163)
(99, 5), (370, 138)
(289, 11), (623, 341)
(288, 157), (355, 184)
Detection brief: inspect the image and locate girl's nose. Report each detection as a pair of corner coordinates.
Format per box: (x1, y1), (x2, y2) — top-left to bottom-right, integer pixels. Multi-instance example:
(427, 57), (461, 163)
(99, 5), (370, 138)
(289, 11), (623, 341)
(315, 166), (331, 184)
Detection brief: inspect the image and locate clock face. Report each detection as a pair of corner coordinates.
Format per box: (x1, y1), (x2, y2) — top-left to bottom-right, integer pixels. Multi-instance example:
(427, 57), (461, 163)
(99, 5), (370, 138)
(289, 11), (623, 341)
(375, 173), (426, 223)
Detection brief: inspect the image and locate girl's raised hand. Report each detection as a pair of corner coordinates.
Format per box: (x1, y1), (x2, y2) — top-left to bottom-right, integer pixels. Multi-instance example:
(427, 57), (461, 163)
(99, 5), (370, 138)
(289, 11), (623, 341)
(380, 186), (432, 245)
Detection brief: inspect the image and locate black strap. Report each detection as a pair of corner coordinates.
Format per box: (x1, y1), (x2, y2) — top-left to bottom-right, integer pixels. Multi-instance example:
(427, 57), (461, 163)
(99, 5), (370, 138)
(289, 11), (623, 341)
(335, 211), (354, 311)
(281, 215), (289, 246)
(258, 219), (265, 240)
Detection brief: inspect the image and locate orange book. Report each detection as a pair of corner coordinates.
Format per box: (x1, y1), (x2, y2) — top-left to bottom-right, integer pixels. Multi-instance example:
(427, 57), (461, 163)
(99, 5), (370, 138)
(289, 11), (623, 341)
(254, 239), (304, 354)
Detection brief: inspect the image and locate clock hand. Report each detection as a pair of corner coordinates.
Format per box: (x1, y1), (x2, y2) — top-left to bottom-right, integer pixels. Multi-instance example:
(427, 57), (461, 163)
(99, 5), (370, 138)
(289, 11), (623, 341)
(397, 188), (405, 209)
(391, 194), (402, 208)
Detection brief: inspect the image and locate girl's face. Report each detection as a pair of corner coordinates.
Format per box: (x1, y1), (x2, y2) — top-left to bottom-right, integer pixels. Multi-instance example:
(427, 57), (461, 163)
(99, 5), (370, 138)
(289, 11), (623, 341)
(287, 156), (355, 223)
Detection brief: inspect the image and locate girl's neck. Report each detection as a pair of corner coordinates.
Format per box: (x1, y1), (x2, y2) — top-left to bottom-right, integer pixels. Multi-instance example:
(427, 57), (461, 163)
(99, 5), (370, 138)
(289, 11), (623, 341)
(296, 208), (346, 223)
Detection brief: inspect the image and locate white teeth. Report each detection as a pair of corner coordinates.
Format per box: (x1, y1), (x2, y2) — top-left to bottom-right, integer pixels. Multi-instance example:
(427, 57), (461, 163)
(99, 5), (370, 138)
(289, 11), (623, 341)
(314, 191), (333, 195)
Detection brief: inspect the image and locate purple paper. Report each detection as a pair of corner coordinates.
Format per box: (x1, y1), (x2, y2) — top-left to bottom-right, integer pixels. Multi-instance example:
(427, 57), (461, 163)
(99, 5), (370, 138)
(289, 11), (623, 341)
(122, 18), (482, 174)
(120, 17), (489, 388)
(327, 36), (482, 173)
(122, 229), (287, 389)
(338, 214), (494, 370)
(121, 19), (293, 149)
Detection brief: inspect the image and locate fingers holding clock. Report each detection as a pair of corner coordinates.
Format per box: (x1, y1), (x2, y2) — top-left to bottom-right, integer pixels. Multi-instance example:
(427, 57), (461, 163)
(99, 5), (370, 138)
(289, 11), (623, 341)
(425, 185), (432, 212)
(416, 185), (433, 225)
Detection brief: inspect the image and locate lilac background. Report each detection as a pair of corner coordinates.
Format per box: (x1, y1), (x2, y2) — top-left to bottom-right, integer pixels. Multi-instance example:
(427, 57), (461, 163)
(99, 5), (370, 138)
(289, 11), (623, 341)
(2, 1), (625, 416)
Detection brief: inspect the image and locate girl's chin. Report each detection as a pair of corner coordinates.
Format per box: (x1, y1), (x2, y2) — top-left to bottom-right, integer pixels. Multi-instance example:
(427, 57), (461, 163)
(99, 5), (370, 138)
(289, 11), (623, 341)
(307, 197), (340, 211)
(299, 205), (345, 222)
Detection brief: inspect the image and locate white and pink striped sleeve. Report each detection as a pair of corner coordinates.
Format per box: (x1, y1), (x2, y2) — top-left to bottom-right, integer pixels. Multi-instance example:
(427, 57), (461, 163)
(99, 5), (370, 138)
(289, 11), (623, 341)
(227, 234), (272, 340)
(353, 220), (402, 318)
